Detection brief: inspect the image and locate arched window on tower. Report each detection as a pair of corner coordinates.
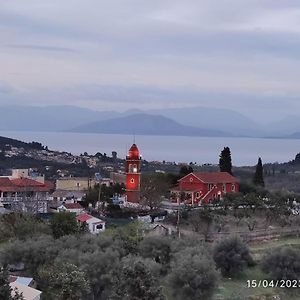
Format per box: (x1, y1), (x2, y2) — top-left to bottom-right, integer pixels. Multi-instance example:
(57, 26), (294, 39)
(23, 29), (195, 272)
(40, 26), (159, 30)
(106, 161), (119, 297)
(129, 164), (137, 173)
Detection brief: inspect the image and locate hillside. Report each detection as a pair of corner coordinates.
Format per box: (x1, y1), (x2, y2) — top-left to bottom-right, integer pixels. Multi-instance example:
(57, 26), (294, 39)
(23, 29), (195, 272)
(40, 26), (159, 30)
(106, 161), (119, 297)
(0, 136), (45, 150)
(71, 113), (231, 137)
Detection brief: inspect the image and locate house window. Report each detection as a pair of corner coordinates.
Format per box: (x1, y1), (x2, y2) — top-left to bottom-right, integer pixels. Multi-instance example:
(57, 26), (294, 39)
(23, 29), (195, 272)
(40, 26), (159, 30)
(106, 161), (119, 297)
(96, 224), (103, 229)
(196, 192), (200, 198)
(231, 184), (235, 192)
(189, 177), (193, 182)
(130, 178), (135, 184)
(222, 184), (226, 192)
(208, 183), (213, 191)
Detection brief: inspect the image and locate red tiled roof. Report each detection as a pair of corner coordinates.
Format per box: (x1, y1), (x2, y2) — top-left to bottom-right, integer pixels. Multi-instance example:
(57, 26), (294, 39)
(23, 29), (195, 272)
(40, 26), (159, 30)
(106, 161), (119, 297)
(11, 178), (44, 187)
(0, 177), (14, 186)
(76, 214), (92, 222)
(0, 177), (52, 192)
(180, 172), (239, 184)
(64, 203), (83, 209)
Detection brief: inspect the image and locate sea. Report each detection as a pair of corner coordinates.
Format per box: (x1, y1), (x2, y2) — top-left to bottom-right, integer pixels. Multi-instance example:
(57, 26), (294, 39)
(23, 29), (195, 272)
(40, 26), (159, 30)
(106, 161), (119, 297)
(0, 131), (299, 167)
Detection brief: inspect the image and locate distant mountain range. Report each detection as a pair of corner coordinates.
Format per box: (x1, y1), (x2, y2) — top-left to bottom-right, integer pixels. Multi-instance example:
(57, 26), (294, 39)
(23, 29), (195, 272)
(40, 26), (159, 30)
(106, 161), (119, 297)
(71, 113), (231, 137)
(0, 104), (300, 138)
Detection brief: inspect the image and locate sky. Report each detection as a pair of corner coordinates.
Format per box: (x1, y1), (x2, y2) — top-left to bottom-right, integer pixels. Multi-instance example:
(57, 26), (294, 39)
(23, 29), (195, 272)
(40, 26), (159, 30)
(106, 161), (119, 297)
(1, 0), (300, 122)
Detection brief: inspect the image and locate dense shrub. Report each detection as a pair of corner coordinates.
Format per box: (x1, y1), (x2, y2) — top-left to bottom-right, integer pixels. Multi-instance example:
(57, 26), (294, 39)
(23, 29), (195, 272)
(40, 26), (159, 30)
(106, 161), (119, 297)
(168, 246), (218, 300)
(51, 212), (79, 238)
(261, 246), (300, 280)
(38, 263), (90, 300)
(213, 236), (254, 277)
(139, 236), (172, 265)
(110, 255), (165, 300)
(0, 213), (50, 242)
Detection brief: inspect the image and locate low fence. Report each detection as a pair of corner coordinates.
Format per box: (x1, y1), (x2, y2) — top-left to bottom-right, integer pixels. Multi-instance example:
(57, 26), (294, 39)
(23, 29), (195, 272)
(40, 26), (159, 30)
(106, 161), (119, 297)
(207, 227), (300, 243)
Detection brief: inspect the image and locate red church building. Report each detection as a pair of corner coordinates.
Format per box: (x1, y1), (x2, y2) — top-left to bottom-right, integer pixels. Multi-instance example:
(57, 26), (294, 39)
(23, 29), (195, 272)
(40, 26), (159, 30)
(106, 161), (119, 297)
(171, 172), (239, 205)
(125, 143), (141, 203)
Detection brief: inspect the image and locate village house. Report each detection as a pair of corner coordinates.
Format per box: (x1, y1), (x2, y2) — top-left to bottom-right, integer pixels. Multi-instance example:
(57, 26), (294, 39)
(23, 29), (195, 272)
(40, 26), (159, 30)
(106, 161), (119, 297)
(57, 202), (84, 215)
(10, 282), (42, 300)
(49, 190), (86, 203)
(76, 213), (106, 234)
(0, 169), (54, 212)
(171, 172), (239, 205)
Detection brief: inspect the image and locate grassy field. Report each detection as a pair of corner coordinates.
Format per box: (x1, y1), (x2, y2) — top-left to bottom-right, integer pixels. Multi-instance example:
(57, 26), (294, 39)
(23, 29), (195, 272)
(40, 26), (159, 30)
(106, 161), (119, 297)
(212, 237), (300, 300)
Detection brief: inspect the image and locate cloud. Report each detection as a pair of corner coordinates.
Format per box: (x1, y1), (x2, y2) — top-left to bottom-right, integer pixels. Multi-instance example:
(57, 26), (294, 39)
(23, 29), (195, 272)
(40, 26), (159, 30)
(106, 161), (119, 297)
(4, 44), (77, 53)
(1, 0), (300, 121)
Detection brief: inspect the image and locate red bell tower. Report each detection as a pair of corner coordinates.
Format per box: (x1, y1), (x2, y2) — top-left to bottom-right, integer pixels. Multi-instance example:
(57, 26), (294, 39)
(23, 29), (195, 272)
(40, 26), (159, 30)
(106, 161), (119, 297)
(126, 143), (141, 203)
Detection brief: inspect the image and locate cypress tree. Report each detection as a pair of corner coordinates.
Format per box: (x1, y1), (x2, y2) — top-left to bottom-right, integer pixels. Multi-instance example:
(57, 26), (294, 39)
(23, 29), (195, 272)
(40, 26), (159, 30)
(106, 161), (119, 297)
(219, 147), (233, 175)
(253, 157), (264, 187)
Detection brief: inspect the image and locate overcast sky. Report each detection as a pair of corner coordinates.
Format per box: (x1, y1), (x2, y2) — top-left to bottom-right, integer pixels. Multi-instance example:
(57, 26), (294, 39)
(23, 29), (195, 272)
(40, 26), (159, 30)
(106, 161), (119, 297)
(1, 0), (300, 121)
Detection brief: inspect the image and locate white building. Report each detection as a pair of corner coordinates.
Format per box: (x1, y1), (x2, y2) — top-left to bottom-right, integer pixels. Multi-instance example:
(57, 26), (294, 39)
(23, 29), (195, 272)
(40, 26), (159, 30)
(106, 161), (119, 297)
(57, 203), (84, 215)
(76, 213), (106, 234)
(10, 282), (42, 300)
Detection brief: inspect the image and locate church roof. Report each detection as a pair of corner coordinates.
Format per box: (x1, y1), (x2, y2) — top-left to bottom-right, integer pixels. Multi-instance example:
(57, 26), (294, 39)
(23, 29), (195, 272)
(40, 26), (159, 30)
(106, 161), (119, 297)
(128, 143), (140, 160)
(180, 172), (239, 184)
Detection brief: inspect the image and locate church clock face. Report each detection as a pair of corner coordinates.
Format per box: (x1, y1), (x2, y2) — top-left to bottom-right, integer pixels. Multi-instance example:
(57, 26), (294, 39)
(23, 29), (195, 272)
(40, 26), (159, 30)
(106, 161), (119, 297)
(130, 178), (135, 184)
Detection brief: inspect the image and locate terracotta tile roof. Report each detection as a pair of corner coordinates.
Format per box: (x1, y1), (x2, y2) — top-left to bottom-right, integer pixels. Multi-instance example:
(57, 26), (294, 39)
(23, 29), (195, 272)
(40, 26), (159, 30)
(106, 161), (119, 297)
(76, 214), (92, 222)
(0, 177), (52, 192)
(180, 172), (239, 184)
(0, 177), (14, 186)
(11, 178), (44, 187)
(193, 172), (239, 183)
(63, 203), (83, 209)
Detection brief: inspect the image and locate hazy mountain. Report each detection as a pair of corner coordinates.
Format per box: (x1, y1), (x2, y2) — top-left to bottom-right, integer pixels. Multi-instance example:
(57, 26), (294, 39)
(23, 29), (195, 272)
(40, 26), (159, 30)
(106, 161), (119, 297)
(147, 107), (263, 137)
(0, 105), (121, 131)
(0, 104), (286, 137)
(267, 115), (300, 136)
(71, 113), (232, 137)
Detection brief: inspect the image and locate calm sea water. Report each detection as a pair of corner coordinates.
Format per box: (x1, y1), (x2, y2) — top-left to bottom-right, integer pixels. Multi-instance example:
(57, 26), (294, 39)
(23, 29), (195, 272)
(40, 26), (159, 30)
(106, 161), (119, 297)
(0, 131), (299, 166)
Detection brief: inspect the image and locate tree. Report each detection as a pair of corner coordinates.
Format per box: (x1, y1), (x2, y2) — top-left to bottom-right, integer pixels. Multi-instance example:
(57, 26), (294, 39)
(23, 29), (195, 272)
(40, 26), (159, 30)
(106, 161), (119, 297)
(38, 263), (90, 300)
(140, 174), (169, 210)
(261, 247), (300, 280)
(179, 166), (193, 177)
(213, 236), (254, 277)
(168, 246), (218, 300)
(51, 212), (79, 238)
(110, 255), (165, 300)
(0, 267), (24, 300)
(253, 157), (264, 187)
(188, 206), (214, 241)
(219, 147), (233, 175)
(139, 236), (172, 266)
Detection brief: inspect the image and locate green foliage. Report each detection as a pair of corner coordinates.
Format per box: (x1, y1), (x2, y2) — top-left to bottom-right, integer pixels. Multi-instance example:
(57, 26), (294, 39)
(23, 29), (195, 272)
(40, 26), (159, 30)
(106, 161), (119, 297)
(38, 263), (90, 300)
(110, 255), (165, 300)
(107, 221), (144, 255)
(0, 235), (57, 275)
(253, 157), (265, 187)
(140, 173), (171, 210)
(51, 212), (79, 238)
(84, 183), (125, 207)
(0, 267), (24, 300)
(139, 236), (172, 266)
(261, 246), (300, 280)
(168, 246), (218, 300)
(0, 267), (13, 299)
(179, 165), (193, 177)
(213, 236), (254, 277)
(0, 213), (50, 242)
(188, 206), (214, 240)
(219, 146), (233, 175)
